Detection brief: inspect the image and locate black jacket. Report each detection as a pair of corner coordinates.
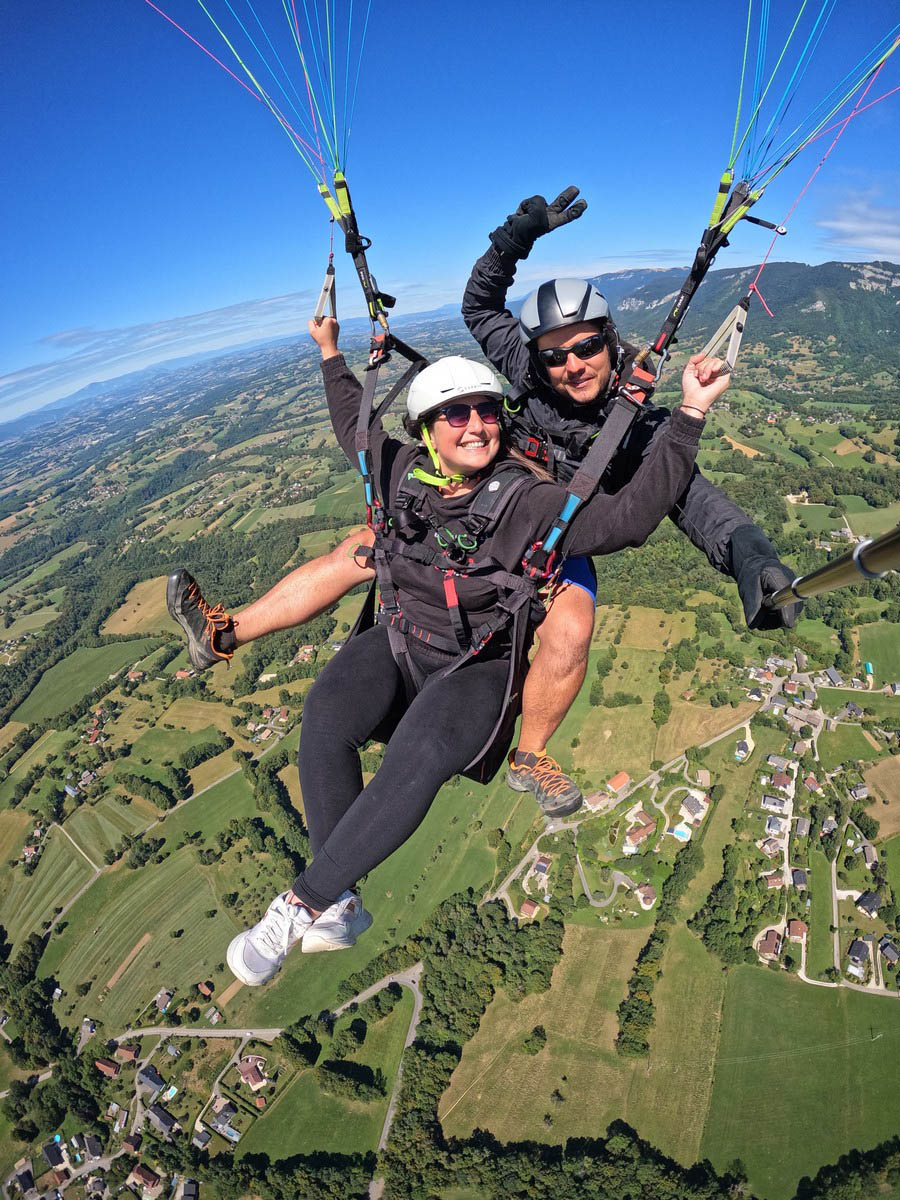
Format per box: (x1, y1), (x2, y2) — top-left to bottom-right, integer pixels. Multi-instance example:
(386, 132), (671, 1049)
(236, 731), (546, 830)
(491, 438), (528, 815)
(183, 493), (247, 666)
(323, 354), (703, 646)
(462, 245), (756, 576)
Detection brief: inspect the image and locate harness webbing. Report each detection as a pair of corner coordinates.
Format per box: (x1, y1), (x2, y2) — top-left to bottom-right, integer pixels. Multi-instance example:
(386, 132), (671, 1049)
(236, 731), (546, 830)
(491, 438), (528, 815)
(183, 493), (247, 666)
(347, 345), (546, 781)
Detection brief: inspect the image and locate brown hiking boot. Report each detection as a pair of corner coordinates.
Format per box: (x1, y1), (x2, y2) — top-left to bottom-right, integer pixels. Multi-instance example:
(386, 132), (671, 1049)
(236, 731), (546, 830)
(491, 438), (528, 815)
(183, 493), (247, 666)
(166, 569), (234, 670)
(506, 750), (583, 818)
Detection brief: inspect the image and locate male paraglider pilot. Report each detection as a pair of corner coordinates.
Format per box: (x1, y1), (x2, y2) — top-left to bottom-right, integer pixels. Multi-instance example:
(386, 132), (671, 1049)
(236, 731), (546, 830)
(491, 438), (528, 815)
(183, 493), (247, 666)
(166, 184), (799, 822)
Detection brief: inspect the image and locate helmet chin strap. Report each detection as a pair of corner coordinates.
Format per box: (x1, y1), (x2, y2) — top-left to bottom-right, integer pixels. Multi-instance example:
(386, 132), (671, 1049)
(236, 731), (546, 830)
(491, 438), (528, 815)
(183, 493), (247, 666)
(411, 426), (465, 488)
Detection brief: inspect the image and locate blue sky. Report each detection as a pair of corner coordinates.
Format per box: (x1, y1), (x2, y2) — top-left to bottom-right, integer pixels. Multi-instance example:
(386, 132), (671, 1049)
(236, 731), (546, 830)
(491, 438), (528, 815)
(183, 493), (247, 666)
(2, 0), (899, 420)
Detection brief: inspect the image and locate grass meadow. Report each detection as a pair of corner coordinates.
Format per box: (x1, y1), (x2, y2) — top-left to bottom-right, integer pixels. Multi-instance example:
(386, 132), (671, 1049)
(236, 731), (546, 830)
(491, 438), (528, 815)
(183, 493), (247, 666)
(845, 498), (900, 538)
(0, 729), (75, 808)
(40, 847), (246, 1032)
(865, 759), (900, 835)
(0, 829), (95, 946)
(858, 623), (900, 685)
(816, 724), (881, 773)
(12, 639), (161, 723)
(701, 966), (900, 1200)
(64, 793), (157, 862)
(806, 849), (836, 980)
(101, 576), (179, 635)
(237, 990), (413, 1158)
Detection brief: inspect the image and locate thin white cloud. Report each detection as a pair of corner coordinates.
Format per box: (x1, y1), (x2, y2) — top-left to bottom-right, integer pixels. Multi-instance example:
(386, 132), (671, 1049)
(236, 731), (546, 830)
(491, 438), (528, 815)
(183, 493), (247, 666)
(816, 193), (900, 258)
(0, 290), (322, 422)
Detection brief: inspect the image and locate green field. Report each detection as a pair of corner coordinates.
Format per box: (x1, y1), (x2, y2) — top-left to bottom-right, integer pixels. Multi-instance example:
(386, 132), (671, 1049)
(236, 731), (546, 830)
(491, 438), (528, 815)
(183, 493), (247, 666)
(39, 771), (259, 1029)
(0, 729), (75, 808)
(0, 829), (95, 946)
(845, 498), (900, 538)
(806, 849), (835, 980)
(701, 965), (900, 1200)
(64, 793), (156, 861)
(237, 768), (526, 1027)
(816, 724), (881, 773)
(786, 502), (843, 534)
(237, 990), (413, 1158)
(12, 639), (161, 723)
(0, 542), (88, 607)
(40, 847), (245, 1031)
(858, 624), (900, 686)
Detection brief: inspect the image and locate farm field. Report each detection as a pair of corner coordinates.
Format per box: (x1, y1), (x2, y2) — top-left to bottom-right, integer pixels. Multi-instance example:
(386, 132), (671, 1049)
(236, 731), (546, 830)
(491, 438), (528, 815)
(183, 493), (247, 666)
(857, 623), (900, 686)
(700, 966), (900, 1200)
(806, 849), (835, 980)
(440, 923), (647, 1143)
(12, 639), (161, 723)
(237, 991), (413, 1158)
(238, 769), (526, 1027)
(64, 793), (156, 862)
(786, 501), (843, 534)
(816, 724), (881, 774)
(0, 829), (96, 947)
(0, 809), (34, 907)
(655, 698), (758, 764)
(0, 542), (88, 606)
(865, 758), (900, 835)
(845, 498), (900, 538)
(2, 604), (61, 639)
(0, 722), (25, 757)
(39, 847), (245, 1032)
(0, 729), (75, 808)
(101, 575), (180, 635)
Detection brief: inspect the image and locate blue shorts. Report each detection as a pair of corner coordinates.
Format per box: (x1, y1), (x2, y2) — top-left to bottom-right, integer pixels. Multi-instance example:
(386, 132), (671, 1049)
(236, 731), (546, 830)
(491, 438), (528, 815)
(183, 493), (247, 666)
(558, 555), (597, 600)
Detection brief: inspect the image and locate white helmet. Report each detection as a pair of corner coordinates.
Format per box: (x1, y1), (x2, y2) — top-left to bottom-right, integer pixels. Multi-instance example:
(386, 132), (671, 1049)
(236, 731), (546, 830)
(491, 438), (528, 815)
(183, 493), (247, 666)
(406, 356), (504, 424)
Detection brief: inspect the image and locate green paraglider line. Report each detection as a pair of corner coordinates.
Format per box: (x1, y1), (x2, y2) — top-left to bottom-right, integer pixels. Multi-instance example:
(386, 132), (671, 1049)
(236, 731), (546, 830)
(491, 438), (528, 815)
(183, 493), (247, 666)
(141, 0), (325, 177)
(749, 0), (837, 174)
(728, 0), (755, 167)
(753, 23), (900, 178)
(282, 0), (341, 170)
(191, 0), (329, 177)
(752, 32), (900, 190)
(731, 0), (811, 172)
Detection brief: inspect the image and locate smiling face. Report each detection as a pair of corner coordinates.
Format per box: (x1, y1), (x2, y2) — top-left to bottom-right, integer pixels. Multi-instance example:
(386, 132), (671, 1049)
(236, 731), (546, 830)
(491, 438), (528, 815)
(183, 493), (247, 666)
(535, 319), (613, 405)
(427, 397), (502, 479)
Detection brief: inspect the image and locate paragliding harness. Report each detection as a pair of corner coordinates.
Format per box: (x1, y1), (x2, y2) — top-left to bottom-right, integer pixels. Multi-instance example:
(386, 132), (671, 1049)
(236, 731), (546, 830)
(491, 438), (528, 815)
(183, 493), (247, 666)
(345, 335), (550, 783)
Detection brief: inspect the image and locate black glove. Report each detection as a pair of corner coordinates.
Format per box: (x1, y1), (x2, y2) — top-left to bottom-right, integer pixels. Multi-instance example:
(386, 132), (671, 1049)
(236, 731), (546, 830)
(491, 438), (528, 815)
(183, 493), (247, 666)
(489, 186), (587, 259)
(729, 524), (802, 630)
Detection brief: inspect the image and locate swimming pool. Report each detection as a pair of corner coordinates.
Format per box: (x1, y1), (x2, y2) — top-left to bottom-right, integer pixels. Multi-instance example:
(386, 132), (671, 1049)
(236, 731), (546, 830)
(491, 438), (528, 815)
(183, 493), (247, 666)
(672, 823), (692, 841)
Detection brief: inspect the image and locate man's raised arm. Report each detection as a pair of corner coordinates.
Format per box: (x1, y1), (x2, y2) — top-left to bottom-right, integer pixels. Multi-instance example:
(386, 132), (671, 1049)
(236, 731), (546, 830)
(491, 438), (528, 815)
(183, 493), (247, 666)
(462, 188), (587, 388)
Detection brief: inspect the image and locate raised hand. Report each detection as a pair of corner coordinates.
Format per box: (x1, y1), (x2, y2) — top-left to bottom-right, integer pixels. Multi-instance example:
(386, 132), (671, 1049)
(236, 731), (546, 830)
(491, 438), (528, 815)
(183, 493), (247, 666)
(679, 352), (731, 417)
(489, 186), (587, 260)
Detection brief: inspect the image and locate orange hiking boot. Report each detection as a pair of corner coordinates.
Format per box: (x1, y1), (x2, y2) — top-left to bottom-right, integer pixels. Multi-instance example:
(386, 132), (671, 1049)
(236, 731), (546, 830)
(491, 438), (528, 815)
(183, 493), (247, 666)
(166, 569), (235, 670)
(506, 749), (583, 818)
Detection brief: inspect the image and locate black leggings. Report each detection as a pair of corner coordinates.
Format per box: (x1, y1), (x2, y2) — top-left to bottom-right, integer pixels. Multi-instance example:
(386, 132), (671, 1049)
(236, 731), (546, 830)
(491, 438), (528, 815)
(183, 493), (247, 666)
(291, 624), (509, 910)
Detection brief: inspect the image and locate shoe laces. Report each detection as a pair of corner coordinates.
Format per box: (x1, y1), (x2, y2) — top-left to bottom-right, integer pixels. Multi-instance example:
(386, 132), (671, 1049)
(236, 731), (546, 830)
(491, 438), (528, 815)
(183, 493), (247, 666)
(255, 899), (306, 957)
(527, 754), (574, 797)
(186, 582), (233, 655)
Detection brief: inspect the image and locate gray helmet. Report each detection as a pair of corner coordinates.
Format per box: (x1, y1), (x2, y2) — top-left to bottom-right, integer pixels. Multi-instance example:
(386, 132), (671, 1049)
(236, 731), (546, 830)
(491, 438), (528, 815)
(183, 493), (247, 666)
(518, 278), (613, 344)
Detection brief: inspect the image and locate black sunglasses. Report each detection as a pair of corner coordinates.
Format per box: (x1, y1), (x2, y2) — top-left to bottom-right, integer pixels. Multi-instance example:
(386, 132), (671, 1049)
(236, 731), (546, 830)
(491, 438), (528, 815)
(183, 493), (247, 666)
(434, 399), (502, 428)
(537, 332), (607, 368)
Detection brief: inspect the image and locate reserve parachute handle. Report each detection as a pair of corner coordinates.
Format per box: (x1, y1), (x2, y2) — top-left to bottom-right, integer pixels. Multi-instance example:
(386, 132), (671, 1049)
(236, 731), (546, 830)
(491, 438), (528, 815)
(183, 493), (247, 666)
(765, 523), (900, 610)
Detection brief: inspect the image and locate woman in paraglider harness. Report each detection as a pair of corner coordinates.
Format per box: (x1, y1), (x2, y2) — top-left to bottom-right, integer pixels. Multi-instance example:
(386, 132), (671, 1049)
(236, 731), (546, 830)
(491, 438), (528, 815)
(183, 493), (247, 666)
(226, 316), (729, 986)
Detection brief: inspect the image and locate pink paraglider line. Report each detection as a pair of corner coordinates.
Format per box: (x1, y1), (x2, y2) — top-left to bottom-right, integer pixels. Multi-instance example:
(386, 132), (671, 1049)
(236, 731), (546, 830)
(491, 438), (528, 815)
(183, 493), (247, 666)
(141, 0), (325, 170)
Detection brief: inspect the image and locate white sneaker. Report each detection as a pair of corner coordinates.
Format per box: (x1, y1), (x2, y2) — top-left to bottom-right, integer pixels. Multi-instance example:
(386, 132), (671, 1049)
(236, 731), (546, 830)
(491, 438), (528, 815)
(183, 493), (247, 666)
(226, 892), (315, 985)
(301, 891), (373, 954)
